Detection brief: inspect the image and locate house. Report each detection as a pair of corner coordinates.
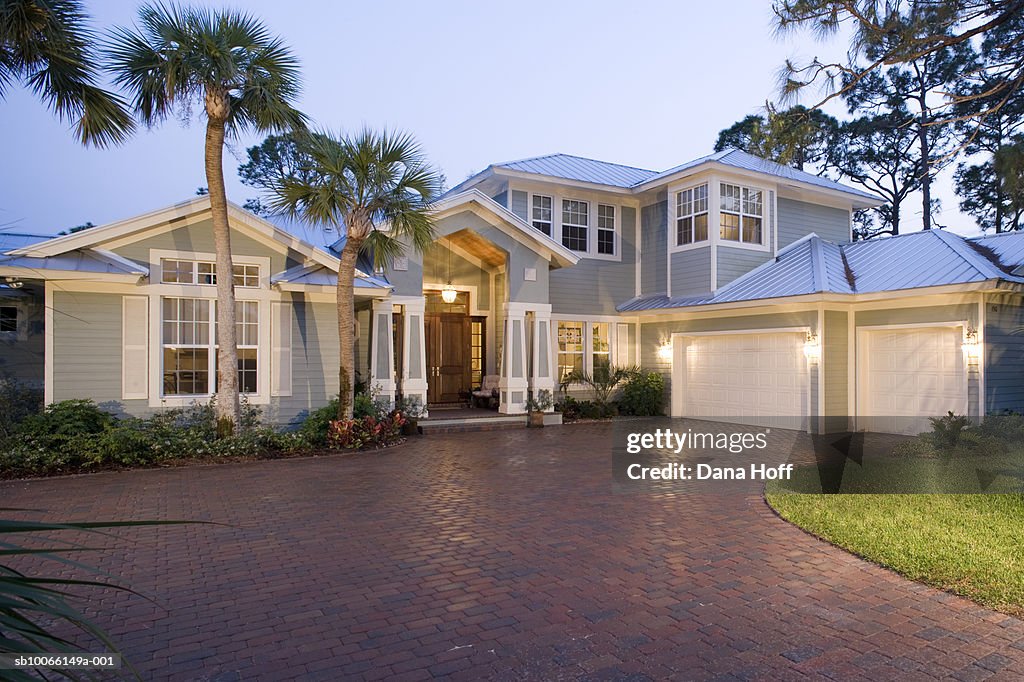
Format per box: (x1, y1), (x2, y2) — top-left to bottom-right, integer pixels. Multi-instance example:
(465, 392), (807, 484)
(2, 148), (1023, 433)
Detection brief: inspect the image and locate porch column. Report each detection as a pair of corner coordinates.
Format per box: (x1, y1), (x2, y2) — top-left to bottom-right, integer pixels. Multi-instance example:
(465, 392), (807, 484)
(530, 305), (555, 411)
(369, 299), (396, 405)
(397, 296), (428, 415)
(499, 303), (529, 414)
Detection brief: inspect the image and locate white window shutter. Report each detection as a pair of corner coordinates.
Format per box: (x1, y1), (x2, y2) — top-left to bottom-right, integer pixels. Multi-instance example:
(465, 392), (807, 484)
(615, 323), (631, 366)
(272, 301), (292, 396)
(122, 296), (149, 400)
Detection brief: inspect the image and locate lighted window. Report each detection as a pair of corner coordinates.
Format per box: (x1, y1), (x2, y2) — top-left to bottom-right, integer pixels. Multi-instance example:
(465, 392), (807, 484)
(470, 318), (485, 389)
(561, 199), (589, 252)
(720, 183), (763, 244)
(557, 321), (584, 381)
(676, 184), (709, 246)
(597, 204), (615, 255)
(592, 322), (610, 373)
(531, 195), (552, 236)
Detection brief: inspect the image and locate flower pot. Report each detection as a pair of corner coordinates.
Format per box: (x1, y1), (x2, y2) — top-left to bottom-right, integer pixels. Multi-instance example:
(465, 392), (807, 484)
(402, 419), (419, 436)
(527, 411), (545, 428)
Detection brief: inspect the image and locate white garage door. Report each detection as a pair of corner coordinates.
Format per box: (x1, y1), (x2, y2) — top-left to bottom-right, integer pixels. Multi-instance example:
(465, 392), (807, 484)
(673, 331), (809, 430)
(859, 325), (967, 434)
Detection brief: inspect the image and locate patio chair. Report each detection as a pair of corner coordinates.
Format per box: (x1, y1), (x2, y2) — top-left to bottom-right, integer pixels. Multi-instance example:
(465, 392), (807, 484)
(472, 375), (500, 409)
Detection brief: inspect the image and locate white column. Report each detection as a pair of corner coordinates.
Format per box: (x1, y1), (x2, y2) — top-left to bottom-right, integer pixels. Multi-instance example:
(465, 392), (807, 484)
(396, 296), (428, 416)
(369, 298), (396, 406)
(529, 305), (555, 411)
(499, 302), (530, 414)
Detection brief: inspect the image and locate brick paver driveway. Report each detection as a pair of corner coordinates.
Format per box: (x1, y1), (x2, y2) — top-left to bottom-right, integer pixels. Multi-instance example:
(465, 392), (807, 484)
(4, 423), (1024, 681)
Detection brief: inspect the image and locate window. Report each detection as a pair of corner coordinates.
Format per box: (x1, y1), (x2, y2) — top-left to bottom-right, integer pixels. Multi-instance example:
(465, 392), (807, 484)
(720, 183), (763, 244)
(531, 195), (552, 236)
(160, 259), (260, 287)
(161, 297), (259, 396)
(0, 306), (17, 333)
(597, 204), (615, 255)
(557, 321), (584, 381)
(592, 323), (610, 373)
(676, 184), (709, 246)
(562, 199), (589, 252)
(470, 318), (485, 389)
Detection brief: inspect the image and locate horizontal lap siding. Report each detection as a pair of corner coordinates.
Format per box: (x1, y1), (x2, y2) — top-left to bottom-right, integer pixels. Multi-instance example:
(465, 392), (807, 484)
(550, 207), (636, 316)
(717, 247), (771, 289)
(778, 198), (850, 247)
(640, 200), (667, 295)
(670, 249), (711, 297)
(985, 293), (1024, 413)
(824, 310), (848, 428)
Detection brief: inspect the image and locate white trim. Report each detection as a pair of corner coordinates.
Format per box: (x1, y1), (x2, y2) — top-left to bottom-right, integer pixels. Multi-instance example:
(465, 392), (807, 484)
(422, 282), (486, 316)
(44, 282), (53, 405)
(121, 295), (149, 400)
(978, 292), (987, 417)
(816, 305), (825, 434)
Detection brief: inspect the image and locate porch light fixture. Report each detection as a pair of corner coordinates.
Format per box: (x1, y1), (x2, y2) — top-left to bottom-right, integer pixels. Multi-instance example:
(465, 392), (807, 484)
(656, 340), (673, 363)
(963, 327), (980, 361)
(440, 236), (457, 303)
(803, 332), (821, 360)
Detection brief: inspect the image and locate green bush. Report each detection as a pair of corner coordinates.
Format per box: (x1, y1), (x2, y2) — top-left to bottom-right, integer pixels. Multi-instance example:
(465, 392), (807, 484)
(617, 371), (665, 416)
(557, 396), (616, 422)
(0, 375), (43, 438)
(928, 411), (973, 448)
(327, 412), (406, 450)
(298, 398), (340, 446)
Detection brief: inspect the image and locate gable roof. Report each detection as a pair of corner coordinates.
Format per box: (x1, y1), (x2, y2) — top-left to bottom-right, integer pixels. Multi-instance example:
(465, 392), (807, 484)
(450, 148), (882, 205)
(619, 230), (1024, 312)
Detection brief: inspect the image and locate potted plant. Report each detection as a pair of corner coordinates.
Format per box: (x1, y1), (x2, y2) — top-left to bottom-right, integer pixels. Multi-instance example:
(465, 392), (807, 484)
(398, 396), (425, 436)
(525, 389), (553, 428)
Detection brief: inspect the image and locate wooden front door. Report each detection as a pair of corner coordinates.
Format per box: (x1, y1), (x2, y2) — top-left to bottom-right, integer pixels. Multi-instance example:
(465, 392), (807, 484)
(426, 312), (471, 403)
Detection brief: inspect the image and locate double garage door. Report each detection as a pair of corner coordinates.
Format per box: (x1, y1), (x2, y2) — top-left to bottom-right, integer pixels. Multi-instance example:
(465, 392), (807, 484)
(671, 326), (967, 433)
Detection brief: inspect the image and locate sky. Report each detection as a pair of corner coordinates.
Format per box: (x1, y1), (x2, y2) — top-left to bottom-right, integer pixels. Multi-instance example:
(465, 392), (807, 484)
(0, 0), (972, 238)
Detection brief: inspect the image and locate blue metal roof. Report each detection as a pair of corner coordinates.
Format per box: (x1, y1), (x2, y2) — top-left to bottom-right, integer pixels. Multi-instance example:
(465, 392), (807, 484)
(971, 232), (1024, 274)
(0, 232), (51, 252)
(0, 248), (148, 277)
(495, 153), (657, 187)
(619, 230), (1024, 312)
(271, 262), (391, 290)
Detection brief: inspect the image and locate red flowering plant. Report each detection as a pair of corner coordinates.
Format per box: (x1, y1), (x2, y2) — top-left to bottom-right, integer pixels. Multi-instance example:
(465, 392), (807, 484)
(327, 410), (407, 450)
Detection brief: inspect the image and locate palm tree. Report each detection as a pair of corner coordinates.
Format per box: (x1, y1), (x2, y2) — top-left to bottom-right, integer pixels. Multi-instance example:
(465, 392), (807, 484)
(107, 4), (306, 434)
(271, 129), (441, 420)
(0, 0), (134, 146)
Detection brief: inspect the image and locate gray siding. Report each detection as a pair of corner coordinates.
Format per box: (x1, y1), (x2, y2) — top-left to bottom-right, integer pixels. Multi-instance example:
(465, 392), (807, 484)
(670, 249), (711, 297)
(778, 197), (851, 247)
(854, 304), (977, 329)
(0, 294), (44, 387)
(716, 247), (771, 289)
(549, 206), (636, 316)
(275, 297), (341, 426)
(510, 190), (528, 221)
(492, 190), (508, 208)
(985, 293), (1024, 413)
(824, 309), (848, 429)
(640, 199), (667, 295)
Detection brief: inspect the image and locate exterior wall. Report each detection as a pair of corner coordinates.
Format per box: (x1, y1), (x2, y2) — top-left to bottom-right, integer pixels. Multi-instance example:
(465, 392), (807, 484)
(985, 292), (1024, 413)
(492, 189), (508, 208)
(0, 292), (45, 387)
(777, 198), (851, 247)
(549, 206), (636, 316)
(670, 249), (712, 297)
(510, 190), (529, 221)
(823, 309), (848, 430)
(640, 198), (667, 295)
(716, 247), (771, 289)
(275, 296), (341, 425)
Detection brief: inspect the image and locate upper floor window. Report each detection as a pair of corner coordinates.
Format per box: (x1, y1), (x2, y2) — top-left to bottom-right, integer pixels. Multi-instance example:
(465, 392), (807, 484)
(531, 195), (552, 236)
(676, 184), (709, 246)
(562, 199), (589, 252)
(720, 183), (763, 244)
(160, 259), (260, 287)
(597, 204), (615, 255)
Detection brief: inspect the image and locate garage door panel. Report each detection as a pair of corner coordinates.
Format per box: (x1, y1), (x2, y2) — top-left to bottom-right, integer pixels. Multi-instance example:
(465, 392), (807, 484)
(860, 326), (967, 435)
(675, 331), (809, 431)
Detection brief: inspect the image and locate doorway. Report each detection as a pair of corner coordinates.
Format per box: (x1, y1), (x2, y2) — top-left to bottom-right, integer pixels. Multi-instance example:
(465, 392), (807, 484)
(424, 290), (475, 404)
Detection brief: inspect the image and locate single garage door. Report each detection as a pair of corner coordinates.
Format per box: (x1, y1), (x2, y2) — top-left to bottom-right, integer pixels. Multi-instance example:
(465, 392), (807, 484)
(672, 331), (809, 430)
(858, 325), (967, 434)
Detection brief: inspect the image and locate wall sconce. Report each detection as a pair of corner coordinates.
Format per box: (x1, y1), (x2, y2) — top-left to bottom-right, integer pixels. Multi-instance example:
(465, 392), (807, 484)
(656, 340), (673, 363)
(803, 332), (821, 360)
(440, 283), (457, 304)
(963, 327), (980, 361)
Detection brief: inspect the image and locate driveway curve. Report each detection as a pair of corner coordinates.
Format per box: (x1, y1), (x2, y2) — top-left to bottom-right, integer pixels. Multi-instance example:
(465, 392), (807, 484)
(3, 423), (1024, 681)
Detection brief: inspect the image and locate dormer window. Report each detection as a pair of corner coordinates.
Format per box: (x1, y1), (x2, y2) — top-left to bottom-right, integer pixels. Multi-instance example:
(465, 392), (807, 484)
(531, 195), (552, 236)
(676, 184), (709, 246)
(720, 183), (763, 244)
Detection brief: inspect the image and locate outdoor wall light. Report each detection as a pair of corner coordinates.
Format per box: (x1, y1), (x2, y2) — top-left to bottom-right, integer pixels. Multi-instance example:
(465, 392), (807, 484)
(963, 327), (980, 360)
(656, 341), (673, 362)
(440, 283), (458, 304)
(803, 332), (821, 360)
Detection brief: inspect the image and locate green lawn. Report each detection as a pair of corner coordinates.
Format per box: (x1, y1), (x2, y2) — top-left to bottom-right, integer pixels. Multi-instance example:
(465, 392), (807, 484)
(765, 490), (1024, 616)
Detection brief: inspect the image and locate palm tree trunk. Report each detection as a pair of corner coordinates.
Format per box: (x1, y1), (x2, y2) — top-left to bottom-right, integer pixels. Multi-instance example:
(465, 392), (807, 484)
(336, 239), (362, 420)
(205, 113), (240, 436)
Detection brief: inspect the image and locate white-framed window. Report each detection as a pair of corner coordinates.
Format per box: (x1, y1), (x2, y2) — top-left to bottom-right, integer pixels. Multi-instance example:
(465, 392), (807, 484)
(160, 259), (260, 288)
(531, 195), (553, 236)
(720, 183), (763, 244)
(161, 297), (260, 396)
(0, 306), (17, 334)
(597, 204), (615, 255)
(557, 320), (584, 381)
(676, 184), (709, 246)
(592, 322), (610, 372)
(561, 199), (589, 252)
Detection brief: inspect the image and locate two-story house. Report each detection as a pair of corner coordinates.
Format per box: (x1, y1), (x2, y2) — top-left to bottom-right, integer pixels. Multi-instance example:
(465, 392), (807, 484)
(4, 148), (1024, 433)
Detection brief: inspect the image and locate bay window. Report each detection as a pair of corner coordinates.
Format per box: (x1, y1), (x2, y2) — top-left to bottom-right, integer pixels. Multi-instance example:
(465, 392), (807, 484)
(561, 199), (589, 252)
(720, 183), (763, 244)
(676, 184), (709, 246)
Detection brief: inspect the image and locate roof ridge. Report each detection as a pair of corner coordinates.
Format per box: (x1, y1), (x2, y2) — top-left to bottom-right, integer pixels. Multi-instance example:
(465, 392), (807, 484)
(809, 237), (827, 292)
(498, 152), (657, 174)
(969, 230), (1024, 240)
(930, 228), (1008, 280)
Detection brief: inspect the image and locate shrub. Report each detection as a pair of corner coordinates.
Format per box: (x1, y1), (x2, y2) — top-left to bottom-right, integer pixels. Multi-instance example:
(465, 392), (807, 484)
(928, 411), (973, 448)
(298, 398), (340, 446)
(327, 412), (406, 450)
(0, 375), (43, 438)
(557, 396), (616, 422)
(617, 371), (665, 416)
(560, 365), (639, 407)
